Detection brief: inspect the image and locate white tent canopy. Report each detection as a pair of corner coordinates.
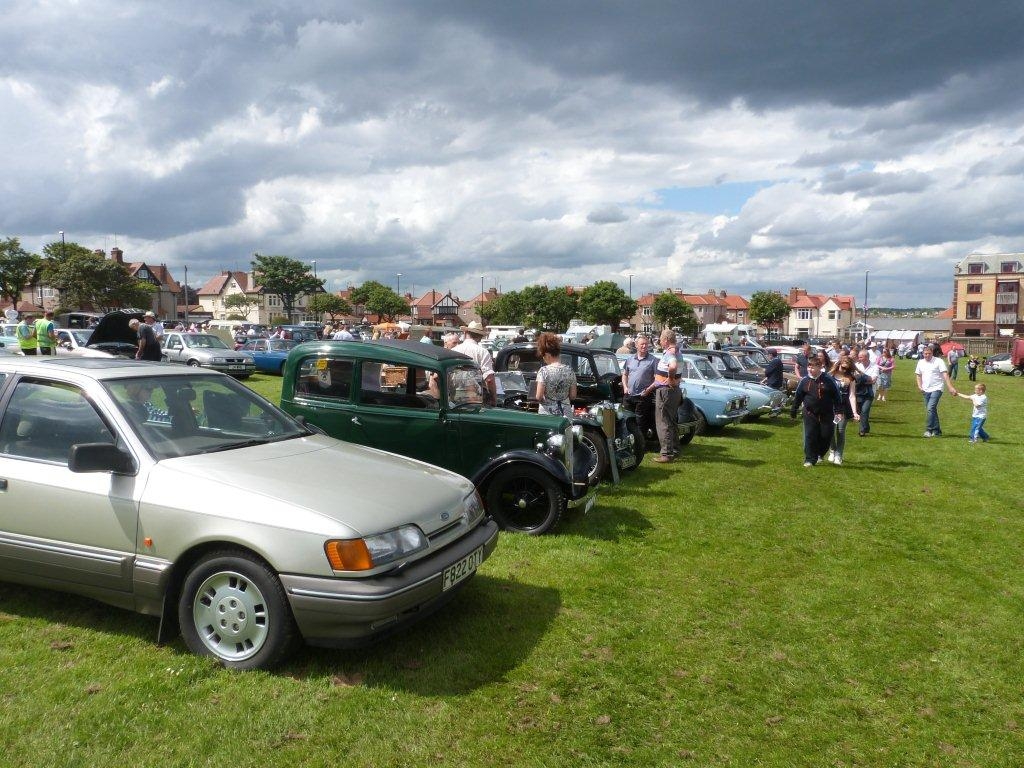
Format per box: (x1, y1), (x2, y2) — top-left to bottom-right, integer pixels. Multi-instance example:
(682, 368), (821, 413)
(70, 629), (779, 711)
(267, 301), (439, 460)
(703, 323), (760, 346)
(871, 329), (921, 343)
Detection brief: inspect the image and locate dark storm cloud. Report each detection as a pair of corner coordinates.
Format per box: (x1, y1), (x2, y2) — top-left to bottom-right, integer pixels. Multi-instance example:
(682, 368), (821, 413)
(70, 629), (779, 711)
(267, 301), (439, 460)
(820, 169), (934, 197)
(587, 206), (628, 224)
(412, 0), (1024, 109)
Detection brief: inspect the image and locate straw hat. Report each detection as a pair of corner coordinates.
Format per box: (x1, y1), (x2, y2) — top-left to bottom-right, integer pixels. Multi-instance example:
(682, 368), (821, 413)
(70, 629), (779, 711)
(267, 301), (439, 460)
(460, 320), (489, 337)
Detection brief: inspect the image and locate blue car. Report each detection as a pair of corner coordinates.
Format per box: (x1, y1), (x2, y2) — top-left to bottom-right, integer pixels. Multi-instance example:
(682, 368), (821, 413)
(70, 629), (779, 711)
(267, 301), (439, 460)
(240, 338), (298, 375)
(676, 354), (750, 434)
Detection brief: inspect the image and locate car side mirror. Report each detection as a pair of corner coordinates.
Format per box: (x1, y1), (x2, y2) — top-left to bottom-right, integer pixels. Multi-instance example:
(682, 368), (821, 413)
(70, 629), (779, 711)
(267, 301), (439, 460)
(68, 443), (135, 474)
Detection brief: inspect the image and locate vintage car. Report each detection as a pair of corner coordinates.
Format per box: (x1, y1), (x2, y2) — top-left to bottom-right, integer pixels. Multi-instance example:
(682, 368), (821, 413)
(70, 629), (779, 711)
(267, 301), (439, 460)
(239, 338), (298, 375)
(80, 310), (146, 358)
(280, 340), (598, 535)
(687, 349), (786, 419)
(721, 345), (800, 395)
(55, 327), (115, 358)
(162, 332), (256, 378)
(0, 323), (22, 353)
(494, 341), (699, 471)
(0, 356), (498, 670)
(676, 353), (750, 433)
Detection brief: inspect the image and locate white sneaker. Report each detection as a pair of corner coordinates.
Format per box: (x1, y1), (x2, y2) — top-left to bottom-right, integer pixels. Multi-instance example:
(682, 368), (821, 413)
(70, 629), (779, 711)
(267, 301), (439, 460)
(827, 450), (836, 463)
(803, 461), (814, 467)
(833, 455), (843, 465)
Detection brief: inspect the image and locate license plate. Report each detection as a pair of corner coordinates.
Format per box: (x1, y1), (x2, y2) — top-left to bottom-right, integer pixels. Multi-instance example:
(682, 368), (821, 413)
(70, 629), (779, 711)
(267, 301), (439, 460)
(442, 546), (484, 591)
(228, 365), (247, 371)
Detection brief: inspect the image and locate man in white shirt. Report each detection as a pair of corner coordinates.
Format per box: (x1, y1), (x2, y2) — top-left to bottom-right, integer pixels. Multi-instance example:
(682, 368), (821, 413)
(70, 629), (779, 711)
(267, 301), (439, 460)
(453, 321), (496, 404)
(914, 345), (956, 437)
(332, 324), (354, 341)
(146, 311), (164, 342)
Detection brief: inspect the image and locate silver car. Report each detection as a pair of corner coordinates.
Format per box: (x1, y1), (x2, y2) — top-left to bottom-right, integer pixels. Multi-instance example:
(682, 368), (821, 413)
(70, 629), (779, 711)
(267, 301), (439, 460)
(161, 332), (256, 377)
(0, 357), (498, 669)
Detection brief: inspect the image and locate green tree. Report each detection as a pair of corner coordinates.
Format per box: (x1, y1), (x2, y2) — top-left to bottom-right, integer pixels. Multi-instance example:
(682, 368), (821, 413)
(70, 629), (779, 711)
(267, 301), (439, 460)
(0, 237), (42, 309)
(349, 280), (409, 322)
(43, 241), (155, 311)
(223, 292), (260, 319)
(479, 291), (523, 325)
(748, 290), (791, 337)
(577, 280), (637, 329)
(307, 292), (352, 322)
(518, 285), (578, 330)
(252, 254), (322, 322)
(652, 292), (698, 334)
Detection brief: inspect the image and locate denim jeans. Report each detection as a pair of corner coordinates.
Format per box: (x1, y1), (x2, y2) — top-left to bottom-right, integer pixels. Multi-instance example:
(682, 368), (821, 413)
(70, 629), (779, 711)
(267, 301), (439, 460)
(923, 390), (943, 434)
(969, 416), (989, 442)
(857, 396), (873, 435)
(830, 414), (848, 458)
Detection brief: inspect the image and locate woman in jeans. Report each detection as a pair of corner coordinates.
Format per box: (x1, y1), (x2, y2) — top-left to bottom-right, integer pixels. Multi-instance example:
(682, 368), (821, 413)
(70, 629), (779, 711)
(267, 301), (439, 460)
(828, 358), (861, 465)
(876, 348), (895, 402)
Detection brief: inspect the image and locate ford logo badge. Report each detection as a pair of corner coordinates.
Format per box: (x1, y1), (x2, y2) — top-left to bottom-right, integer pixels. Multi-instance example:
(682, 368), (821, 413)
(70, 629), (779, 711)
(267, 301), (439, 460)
(440, 512), (450, 521)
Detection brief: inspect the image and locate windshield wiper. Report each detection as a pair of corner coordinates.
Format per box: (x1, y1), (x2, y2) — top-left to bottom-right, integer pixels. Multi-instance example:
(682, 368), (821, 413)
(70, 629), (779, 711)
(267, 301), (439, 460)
(196, 437), (272, 454)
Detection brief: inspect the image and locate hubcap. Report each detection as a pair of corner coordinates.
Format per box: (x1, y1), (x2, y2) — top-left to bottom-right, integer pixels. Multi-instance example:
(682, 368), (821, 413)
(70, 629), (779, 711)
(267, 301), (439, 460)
(192, 570), (268, 662)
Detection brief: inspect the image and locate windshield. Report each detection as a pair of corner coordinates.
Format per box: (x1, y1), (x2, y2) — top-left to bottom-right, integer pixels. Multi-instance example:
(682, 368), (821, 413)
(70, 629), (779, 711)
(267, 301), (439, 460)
(267, 340), (297, 352)
(183, 334), (230, 350)
(70, 330), (93, 345)
(684, 356), (722, 380)
(591, 352), (620, 377)
(105, 374), (307, 460)
(495, 370), (528, 394)
(446, 365), (488, 407)
(732, 354), (761, 372)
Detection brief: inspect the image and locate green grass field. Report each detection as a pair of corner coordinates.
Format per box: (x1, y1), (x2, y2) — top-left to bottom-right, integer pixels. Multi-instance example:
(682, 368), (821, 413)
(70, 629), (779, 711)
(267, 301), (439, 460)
(2, 361), (1021, 766)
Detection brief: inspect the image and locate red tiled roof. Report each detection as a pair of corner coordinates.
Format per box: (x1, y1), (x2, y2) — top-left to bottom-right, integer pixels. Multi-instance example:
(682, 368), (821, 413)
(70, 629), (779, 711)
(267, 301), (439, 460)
(127, 262), (181, 292)
(936, 306), (955, 319)
(720, 293), (749, 309)
(197, 271), (253, 296)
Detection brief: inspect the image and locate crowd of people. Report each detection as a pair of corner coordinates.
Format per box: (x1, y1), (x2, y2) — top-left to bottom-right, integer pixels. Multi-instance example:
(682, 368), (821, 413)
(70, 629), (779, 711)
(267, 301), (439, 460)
(789, 338), (992, 467)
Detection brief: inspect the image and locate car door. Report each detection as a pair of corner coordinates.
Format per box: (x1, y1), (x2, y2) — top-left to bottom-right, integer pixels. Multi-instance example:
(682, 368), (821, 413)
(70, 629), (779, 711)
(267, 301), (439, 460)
(163, 333), (185, 362)
(288, 354), (359, 442)
(0, 376), (141, 593)
(353, 361), (446, 464)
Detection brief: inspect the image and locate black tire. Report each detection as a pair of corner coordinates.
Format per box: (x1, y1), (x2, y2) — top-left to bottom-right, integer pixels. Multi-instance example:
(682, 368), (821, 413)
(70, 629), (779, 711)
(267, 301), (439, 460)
(485, 465), (565, 535)
(279, 361), (286, 376)
(677, 428), (696, 446)
(693, 409), (708, 436)
(187, 359), (201, 367)
(178, 550), (298, 670)
(579, 428), (610, 483)
(625, 420), (645, 470)
(1014, 368), (1023, 377)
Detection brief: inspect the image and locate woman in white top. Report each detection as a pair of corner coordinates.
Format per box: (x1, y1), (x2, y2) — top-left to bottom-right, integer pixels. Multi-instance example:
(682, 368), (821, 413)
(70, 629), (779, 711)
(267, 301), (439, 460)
(534, 332), (577, 416)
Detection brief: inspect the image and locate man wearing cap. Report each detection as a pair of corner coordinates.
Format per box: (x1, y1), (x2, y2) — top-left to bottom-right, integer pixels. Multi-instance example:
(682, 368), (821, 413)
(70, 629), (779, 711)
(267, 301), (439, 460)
(146, 311), (165, 343)
(35, 310), (57, 355)
(17, 313), (37, 355)
(454, 321), (496, 405)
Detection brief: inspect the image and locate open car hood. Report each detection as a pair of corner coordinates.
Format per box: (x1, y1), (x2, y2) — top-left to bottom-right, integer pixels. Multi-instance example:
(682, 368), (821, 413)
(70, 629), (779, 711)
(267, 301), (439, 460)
(85, 310), (143, 357)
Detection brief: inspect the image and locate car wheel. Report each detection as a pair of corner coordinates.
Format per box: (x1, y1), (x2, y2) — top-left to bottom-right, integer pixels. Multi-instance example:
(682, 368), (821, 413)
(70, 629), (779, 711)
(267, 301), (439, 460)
(279, 361), (286, 376)
(625, 420), (645, 469)
(1014, 368), (1023, 377)
(485, 465), (565, 535)
(693, 409), (708, 436)
(178, 550), (298, 670)
(677, 428), (696, 446)
(187, 359), (201, 367)
(579, 427), (610, 483)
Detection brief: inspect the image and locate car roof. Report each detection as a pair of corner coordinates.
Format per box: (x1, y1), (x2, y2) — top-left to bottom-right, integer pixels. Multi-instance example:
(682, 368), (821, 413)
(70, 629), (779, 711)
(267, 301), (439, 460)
(498, 341), (617, 356)
(293, 338), (471, 364)
(0, 356), (222, 382)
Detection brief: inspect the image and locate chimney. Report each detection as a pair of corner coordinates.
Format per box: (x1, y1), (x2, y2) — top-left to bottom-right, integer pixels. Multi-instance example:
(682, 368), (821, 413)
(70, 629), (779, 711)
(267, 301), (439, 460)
(94, 249), (106, 258)
(720, 290), (727, 298)
(111, 247), (124, 264)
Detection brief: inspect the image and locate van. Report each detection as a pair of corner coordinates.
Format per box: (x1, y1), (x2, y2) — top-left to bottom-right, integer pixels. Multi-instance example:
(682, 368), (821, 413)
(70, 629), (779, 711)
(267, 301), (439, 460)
(206, 319), (241, 332)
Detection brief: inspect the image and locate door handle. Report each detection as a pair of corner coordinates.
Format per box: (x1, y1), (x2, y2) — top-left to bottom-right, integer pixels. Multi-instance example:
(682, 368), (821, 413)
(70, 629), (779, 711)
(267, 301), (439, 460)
(0, 479), (7, 491)
(351, 416), (362, 426)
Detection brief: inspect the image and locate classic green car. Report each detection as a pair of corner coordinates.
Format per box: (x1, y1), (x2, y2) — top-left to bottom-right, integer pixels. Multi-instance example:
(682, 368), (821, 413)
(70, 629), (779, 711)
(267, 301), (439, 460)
(280, 340), (598, 535)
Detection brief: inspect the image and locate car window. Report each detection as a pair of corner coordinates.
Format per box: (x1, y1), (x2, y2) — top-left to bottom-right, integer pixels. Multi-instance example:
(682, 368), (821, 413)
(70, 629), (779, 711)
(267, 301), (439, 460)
(709, 357), (727, 372)
(503, 350), (541, 373)
(360, 362), (439, 410)
(167, 336), (182, 350)
(184, 335), (229, 349)
(591, 352), (620, 377)
(679, 359), (701, 379)
(447, 365), (486, 407)
(295, 357), (354, 400)
(105, 375), (305, 459)
(569, 354), (596, 382)
(0, 379), (115, 464)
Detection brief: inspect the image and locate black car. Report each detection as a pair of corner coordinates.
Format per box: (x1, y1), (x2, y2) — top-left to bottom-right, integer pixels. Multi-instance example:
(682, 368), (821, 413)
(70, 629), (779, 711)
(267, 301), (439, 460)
(494, 341), (699, 466)
(691, 348), (763, 383)
(84, 310), (144, 358)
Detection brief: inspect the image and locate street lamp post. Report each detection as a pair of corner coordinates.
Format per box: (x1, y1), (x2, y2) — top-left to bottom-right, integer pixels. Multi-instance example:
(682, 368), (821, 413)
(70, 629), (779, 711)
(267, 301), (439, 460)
(183, 265), (189, 326)
(480, 275), (486, 323)
(312, 260), (317, 279)
(396, 273), (402, 295)
(628, 273), (635, 298)
(863, 270), (869, 342)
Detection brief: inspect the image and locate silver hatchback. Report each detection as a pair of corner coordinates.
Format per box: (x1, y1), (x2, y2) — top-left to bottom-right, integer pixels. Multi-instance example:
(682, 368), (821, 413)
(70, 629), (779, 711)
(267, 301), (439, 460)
(161, 332), (256, 377)
(0, 357), (498, 669)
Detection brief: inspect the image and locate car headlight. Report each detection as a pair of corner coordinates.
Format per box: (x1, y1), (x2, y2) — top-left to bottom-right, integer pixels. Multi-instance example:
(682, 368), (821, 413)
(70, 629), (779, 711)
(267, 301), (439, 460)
(324, 524), (428, 571)
(546, 433), (566, 452)
(464, 490), (484, 525)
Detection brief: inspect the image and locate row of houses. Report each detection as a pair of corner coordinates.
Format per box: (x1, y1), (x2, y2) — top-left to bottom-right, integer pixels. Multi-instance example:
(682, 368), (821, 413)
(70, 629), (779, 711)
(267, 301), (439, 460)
(8, 244), (1022, 339)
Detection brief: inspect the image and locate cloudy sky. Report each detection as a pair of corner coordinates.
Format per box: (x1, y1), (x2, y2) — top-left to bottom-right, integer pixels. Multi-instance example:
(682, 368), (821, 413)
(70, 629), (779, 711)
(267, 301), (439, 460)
(4, 1), (1024, 307)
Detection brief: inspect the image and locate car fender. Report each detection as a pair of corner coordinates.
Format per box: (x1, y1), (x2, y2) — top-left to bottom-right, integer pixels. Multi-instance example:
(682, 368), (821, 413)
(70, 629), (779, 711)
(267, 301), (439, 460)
(470, 449), (572, 491)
